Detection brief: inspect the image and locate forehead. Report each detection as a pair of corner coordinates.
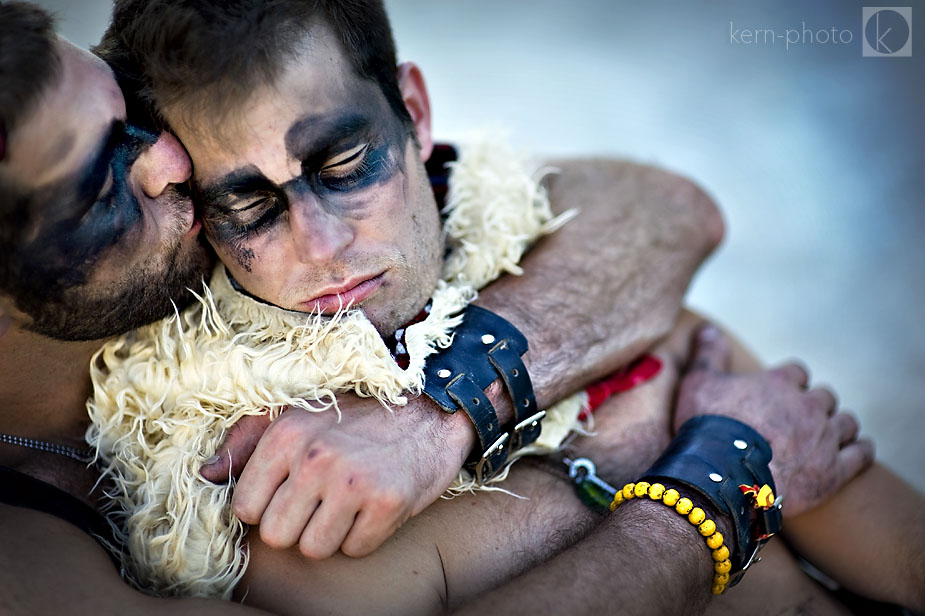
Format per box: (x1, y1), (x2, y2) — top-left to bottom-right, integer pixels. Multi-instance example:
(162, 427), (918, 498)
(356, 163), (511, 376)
(175, 25), (386, 185)
(6, 39), (125, 192)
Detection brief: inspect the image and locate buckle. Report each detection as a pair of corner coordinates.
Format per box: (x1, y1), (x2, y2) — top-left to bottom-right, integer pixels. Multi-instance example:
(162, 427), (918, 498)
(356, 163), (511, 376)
(728, 493), (782, 587)
(474, 433), (509, 484)
(510, 410), (546, 450)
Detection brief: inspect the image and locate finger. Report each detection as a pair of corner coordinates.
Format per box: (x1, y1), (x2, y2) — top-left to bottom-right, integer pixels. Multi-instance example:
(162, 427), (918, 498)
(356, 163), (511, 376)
(201, 413), (273, 483)
(831, 411), (860, 445)
(769, 362), (810, 389)
(232, 427), (298, 524)
(804, 386), (837, 415)
(688, 324), (731, 374)
(257, 479), (322, 549)
(836, 438), (876, 484)
(298, 498), (360, 559)
(341, 502), (408, 558)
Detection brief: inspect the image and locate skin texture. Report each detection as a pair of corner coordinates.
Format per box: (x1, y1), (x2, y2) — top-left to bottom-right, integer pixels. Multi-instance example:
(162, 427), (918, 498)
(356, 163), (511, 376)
(192, 24), (727, 560)
(178, 28), (442, 337)
(0, 22), (896, 616)
(233, 317), (882, 616)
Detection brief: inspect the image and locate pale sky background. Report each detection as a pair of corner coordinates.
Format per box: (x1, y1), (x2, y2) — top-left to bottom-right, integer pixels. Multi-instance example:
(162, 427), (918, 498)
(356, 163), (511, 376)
(36, 0), (924, 490)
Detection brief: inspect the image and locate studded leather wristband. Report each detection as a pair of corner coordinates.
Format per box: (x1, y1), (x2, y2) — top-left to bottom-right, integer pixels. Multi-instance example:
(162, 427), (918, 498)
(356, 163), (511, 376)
(422, 305), (545, 483)
(639, 415), (783, 587)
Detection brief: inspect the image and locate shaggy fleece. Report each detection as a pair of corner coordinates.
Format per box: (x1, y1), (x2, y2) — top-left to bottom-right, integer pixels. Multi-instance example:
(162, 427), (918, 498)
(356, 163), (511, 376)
(87, 139), (585, 598)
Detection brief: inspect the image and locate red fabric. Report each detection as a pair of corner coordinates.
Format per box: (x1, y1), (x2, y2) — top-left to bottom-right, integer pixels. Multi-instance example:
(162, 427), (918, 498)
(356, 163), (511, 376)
(580, 354), (663, 420)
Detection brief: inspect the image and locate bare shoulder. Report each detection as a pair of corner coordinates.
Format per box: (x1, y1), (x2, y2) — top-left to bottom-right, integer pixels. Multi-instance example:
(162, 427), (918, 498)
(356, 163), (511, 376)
(541, 157), (724, 243)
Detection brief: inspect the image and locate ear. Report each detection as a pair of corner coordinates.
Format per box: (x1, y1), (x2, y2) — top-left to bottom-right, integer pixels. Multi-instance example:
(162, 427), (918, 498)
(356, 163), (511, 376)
(396, 62), (433, 162)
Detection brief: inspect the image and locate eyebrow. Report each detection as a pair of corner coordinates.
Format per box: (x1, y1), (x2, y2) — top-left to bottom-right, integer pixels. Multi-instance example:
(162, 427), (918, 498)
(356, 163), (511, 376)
(196, 112), (373, 205)
(284, 112), (371, 159)
(195, 165), (276, 209)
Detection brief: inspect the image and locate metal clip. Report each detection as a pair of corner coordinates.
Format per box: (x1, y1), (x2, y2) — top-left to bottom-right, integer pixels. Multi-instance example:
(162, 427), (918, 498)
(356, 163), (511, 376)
(474, 432), (509, 484)
(510, 410), (546, 449)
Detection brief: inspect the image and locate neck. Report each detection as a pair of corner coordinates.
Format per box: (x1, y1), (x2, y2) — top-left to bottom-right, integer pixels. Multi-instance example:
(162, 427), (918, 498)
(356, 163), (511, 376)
(0, 323), (103, 465)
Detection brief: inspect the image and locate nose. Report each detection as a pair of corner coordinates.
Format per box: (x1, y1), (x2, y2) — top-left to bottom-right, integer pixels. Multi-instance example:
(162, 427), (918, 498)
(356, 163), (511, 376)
(288, 193), (355, 264)
(133, 132), (192, 199)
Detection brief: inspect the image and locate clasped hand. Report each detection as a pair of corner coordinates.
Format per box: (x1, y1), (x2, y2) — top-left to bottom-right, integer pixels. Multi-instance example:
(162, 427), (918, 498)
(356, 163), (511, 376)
(674, 325), (875, 517)
(200, 394), (472, 558)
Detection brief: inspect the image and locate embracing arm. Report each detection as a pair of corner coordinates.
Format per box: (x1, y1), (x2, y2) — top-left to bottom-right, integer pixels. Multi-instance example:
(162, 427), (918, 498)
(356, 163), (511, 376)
(478, 158), (724, 411)
(204, 160), (723, 558)
(454, 499), (722, 616)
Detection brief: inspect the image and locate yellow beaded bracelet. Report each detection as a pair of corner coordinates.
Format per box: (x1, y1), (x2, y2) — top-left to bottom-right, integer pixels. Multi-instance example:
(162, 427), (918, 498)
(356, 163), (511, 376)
(611, 482), (731, 595)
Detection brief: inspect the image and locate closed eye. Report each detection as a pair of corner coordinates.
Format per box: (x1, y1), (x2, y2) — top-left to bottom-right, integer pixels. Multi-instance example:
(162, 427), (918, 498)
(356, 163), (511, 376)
(95, 168), (114, 203)
(325, 143), (368, 169)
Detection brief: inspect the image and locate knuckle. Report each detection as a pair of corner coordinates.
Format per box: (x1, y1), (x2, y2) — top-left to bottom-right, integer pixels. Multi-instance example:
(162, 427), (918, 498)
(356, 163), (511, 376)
(373, 491), (405, 516)
(343, 472), (368, 492)
(296, 445), (334, 474)
(259, 525), (292, 550)
(232, 500), (260, 525)
(299, 537), (333, 560)
(341, 535), (374, 558)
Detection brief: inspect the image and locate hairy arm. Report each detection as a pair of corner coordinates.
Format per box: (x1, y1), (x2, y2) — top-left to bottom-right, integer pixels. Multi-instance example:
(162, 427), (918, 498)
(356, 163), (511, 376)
(207, 159), (724, 558)
(454, 498), (722, 616)
(668, 314), (918, 611)
(478, 158), (724, 411)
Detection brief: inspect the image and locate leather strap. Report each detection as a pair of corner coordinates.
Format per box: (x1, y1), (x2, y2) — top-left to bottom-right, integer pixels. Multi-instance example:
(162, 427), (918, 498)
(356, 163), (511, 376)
(446, 374), (508, 482)
(422, 305), (544, 481)
(487, 340), (542, 449)
(641, 415), (782, 586)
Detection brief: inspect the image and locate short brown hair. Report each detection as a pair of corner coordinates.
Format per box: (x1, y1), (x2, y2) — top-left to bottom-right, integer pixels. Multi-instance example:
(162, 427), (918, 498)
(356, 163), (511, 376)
(95, 0), (411, 138)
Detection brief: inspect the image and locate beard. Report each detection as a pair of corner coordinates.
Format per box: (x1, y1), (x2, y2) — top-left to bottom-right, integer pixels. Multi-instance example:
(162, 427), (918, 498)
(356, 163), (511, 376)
(17, 236), (213, 342)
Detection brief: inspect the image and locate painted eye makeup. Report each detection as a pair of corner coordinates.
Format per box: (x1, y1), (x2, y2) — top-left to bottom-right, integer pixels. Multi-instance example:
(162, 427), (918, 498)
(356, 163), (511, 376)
(319, 143), (370, 189)
(86, 168), (115, 213)
(316, 141), (394, 193)
(224, 194), (284, 232)
(16, 121), (160, 289)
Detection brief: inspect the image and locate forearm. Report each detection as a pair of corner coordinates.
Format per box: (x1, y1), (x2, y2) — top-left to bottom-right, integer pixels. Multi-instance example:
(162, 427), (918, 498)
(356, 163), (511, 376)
(454, 498), (721, 616)
(475, 159), (723, 413)
(784, 463), (925, 611)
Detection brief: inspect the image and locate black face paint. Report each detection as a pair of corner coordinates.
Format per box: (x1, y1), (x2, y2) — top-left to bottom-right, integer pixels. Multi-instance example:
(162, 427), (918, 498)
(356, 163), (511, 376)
(1, 121), (211, 341)
(196, 90), (411, 272)
(14, 121), (159, 289)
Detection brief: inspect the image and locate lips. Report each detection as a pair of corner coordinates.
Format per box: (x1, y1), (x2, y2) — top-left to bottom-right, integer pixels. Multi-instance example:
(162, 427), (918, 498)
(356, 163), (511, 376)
(298, 272), (385, 313)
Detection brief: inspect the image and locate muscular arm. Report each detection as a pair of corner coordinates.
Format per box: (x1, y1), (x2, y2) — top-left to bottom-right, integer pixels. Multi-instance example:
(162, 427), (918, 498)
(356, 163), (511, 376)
(455, 499), (720, 616)
(478, 158), (724, 413)
(660, 314), (920, 612)
(209, 160), (724, 557)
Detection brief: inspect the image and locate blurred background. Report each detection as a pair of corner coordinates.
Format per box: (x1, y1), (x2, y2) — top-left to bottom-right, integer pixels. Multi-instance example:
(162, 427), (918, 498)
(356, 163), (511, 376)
(37, 0), (923, 490)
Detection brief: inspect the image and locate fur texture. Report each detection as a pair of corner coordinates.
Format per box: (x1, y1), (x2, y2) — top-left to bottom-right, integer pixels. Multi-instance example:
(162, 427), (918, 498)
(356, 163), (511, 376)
(86, 139), (584, 598)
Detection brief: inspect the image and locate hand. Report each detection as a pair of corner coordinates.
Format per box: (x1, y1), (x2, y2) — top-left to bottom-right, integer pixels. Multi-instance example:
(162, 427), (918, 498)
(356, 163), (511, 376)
(674, 324), (875, 517)
(200, 394), (476, 558)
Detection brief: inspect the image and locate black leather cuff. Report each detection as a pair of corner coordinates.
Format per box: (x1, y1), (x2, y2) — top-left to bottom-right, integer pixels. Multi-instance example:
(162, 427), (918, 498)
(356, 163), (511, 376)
(640, 415), (782, 586)
(422, 305), (545, 483)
